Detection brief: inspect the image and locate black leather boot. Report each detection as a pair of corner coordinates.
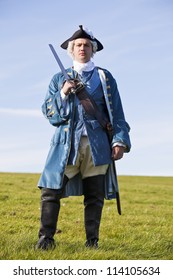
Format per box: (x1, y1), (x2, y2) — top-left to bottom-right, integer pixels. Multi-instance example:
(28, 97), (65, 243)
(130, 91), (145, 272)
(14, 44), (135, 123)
(36, 176), (68, 250)
(83, 175), (105, 248)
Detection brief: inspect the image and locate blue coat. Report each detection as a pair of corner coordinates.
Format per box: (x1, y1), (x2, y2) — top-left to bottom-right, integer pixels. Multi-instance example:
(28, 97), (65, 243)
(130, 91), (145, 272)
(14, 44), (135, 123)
(38, 67), (131, 200)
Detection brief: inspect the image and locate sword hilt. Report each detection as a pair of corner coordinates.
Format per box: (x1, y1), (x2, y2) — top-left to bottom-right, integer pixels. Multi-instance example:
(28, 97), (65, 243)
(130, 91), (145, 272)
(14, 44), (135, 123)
(70, 79), (85, 94)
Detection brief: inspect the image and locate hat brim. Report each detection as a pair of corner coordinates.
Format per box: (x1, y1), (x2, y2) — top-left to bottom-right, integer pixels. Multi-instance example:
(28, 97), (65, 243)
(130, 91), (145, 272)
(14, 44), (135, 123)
(60, 29), (103, 51)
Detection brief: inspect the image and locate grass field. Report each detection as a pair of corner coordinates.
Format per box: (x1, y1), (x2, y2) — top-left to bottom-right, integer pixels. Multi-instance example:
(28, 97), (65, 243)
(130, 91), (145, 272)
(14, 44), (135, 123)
(0, 172), (172, 260)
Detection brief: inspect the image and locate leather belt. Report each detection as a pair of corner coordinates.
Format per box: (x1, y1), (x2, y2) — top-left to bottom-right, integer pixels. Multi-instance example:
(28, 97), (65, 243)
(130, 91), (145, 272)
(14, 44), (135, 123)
(75, 85), (113, 140)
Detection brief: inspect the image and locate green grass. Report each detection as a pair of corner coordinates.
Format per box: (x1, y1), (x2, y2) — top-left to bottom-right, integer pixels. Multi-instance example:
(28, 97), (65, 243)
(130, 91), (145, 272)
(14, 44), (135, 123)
(0, 173), (173, 260)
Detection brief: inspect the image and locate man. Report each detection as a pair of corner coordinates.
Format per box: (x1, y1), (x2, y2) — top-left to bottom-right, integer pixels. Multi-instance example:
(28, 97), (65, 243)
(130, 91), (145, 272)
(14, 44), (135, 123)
(36, 25), (131, 250)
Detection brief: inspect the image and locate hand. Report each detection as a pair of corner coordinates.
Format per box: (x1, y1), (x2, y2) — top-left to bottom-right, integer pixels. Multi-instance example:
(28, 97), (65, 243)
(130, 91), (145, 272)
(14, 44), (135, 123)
(112, 146), (125, 161)
(62, 80), (77, 96)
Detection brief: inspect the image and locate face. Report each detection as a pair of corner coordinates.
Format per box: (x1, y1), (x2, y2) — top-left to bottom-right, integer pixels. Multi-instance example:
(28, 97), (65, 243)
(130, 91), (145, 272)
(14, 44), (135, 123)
(72, 38), (93, 63)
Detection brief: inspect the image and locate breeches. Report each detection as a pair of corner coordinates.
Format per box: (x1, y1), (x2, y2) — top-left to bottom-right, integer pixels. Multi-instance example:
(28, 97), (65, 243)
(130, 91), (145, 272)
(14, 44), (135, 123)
(65, 136), (108, 179)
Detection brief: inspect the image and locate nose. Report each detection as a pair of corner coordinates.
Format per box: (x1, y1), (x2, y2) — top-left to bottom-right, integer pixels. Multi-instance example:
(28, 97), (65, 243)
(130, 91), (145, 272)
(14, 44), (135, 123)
(80, 44), (85, 50)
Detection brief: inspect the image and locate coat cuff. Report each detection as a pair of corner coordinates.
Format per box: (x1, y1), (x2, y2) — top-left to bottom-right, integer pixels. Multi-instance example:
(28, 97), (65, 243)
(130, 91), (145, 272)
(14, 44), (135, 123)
(112, 142), (126, 148)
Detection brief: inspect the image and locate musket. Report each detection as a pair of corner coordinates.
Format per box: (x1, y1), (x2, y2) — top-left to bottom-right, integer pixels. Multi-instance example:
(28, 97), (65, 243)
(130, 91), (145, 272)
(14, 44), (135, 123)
(49, 44), (122, 215)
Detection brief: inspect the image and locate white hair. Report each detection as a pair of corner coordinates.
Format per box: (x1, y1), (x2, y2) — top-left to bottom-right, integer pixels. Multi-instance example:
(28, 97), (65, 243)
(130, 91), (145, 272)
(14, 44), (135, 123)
(67, 40), (98, 59)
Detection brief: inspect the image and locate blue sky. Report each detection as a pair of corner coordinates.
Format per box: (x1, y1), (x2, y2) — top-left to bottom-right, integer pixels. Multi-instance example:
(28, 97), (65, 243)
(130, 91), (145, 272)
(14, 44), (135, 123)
(0, 0), (173, 176)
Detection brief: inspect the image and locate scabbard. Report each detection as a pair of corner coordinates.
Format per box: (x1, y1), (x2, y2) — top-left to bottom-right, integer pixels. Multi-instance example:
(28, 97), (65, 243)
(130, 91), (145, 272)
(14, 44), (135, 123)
(116, 190), (121, 215)
(111, 161), (122, 215)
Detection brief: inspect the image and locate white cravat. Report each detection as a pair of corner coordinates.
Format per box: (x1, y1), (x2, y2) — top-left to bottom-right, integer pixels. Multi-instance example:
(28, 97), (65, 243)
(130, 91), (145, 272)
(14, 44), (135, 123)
(73, 60), (95, 75)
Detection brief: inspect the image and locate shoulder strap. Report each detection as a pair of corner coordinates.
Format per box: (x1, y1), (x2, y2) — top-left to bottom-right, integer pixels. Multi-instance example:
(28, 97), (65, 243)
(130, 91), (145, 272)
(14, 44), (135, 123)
(97, 68), (113, 125)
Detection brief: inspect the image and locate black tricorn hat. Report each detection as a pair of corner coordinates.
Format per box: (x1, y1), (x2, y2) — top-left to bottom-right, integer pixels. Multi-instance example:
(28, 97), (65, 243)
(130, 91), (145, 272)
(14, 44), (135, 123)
(60, 25), (103, 52)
